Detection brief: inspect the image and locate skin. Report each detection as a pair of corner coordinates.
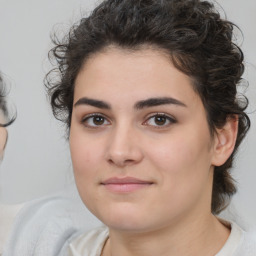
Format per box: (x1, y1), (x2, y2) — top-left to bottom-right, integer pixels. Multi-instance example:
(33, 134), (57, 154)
(69, 47), (238, 256)
(0, 111), (8, 159)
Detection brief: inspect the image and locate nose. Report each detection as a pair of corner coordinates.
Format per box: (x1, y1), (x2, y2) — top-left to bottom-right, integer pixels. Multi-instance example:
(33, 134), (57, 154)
(105, 125), (144, 167)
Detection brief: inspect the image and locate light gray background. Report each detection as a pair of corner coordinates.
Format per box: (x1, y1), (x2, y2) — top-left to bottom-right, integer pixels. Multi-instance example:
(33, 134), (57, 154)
(0, 0), (255, 227)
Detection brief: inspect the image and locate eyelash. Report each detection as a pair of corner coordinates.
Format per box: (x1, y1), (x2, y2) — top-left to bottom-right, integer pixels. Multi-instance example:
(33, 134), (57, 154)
(143, 113), (177, 128)
(81, 113), (111, 128)
(80, 113), (176, 129)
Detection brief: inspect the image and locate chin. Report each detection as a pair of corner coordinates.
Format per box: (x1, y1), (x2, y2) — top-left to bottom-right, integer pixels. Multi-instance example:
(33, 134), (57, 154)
(105, 219), (152, 233)
(94, 206), (155, 233)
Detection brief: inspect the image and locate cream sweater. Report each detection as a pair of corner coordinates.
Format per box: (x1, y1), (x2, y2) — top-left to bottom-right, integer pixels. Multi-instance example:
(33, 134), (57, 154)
(66, 223), (256, 256)
(3, 188), (256, 256)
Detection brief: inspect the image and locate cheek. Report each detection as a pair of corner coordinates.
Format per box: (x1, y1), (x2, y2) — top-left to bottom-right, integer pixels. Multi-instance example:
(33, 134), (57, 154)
(146, 128), (213, 191)
(148, 135), (210, 172)
(145, 133), (213, 216)
(69, 128), (103, 179)
(69, 130), (103, 210)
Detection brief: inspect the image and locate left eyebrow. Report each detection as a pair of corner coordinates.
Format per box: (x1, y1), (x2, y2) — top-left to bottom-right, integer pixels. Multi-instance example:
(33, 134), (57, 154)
(74, 97), (111, 109)
(134, 97), (187, 110)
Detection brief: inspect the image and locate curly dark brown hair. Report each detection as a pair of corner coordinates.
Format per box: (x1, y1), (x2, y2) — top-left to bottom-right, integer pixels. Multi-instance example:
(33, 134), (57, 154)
(0, 73), (16, 127)
(45, 0), (250, 214)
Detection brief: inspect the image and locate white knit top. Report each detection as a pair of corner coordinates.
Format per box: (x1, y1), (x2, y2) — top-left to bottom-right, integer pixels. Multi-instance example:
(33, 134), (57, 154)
(67, 222), (256, 256)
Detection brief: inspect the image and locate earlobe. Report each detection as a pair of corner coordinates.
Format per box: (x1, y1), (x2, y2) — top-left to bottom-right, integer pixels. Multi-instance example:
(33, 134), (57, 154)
(211, 115), (239, 166)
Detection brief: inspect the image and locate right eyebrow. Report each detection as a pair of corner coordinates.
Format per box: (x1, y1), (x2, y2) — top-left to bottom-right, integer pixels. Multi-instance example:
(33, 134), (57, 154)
(134, 97), (187, 109)
(74, 97), (111, 109)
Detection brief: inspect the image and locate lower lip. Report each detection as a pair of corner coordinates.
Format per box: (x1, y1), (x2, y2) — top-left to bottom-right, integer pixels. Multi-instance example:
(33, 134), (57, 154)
(103, 183), (152, 193)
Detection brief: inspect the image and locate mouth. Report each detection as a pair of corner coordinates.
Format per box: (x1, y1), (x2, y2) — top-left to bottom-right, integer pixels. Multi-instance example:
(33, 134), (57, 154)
(100, 177), (154, 193)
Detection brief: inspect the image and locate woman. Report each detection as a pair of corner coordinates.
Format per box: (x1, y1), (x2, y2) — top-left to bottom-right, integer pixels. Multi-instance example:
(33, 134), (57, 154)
(3, 0), (255, 255)
(43, 0), (255, 255)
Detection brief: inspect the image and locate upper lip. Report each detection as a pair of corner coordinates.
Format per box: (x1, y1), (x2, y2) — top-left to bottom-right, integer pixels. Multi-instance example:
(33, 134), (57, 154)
(101, 177), (153, 185)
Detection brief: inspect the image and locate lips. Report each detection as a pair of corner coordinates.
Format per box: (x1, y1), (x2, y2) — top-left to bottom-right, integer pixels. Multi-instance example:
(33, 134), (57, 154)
(101, 177), (154, 193)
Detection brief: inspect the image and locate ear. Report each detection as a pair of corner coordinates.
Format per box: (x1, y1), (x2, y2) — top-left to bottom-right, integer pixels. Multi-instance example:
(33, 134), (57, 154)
(211, 115), (238, 167)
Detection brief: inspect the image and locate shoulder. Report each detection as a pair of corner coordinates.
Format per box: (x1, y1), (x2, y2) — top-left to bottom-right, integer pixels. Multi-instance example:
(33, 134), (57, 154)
(229, 221), (256, 256)
(0, 203), (23, 254)
(67, 226), (109, 256)
(3, 185), (100, 256)
(236, 230), (256, 256)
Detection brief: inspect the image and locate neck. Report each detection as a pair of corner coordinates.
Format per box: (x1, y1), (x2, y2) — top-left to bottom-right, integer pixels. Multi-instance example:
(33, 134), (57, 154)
(103, 214), (230, 256)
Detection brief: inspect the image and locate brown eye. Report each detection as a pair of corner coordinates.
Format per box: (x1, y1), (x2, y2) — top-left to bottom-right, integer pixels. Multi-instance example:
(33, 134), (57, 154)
(93, 116), (105, 125)
(154, 116), (167, 126)
(143, 113), (176, 128)
(82, 114), (110, 128)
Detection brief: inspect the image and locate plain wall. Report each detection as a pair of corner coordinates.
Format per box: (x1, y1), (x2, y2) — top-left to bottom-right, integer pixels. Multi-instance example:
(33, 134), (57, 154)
(0, 0), (255, 227)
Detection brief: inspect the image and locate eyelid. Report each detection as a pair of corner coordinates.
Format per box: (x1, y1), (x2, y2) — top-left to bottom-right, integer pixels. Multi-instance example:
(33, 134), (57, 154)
(81, 112), (108, 121)
(143, 112), (177, 127)
(81, 112), (111, 127)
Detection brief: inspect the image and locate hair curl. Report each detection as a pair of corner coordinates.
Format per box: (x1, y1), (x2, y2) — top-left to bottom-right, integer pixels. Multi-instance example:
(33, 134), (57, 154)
(0, 73), (16, 127)
(45, 0), (250, 214)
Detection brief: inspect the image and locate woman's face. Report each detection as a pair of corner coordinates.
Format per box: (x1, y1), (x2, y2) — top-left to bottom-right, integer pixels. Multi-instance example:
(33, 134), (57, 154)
(70, 47), (218, 232)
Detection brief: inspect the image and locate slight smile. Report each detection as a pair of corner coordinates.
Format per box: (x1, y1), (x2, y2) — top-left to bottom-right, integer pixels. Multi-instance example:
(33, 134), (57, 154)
(101, 177), (154, 193)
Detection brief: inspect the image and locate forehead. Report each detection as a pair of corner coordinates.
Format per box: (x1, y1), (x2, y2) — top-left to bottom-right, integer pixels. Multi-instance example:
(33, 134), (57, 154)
(74, 47), (201, 108)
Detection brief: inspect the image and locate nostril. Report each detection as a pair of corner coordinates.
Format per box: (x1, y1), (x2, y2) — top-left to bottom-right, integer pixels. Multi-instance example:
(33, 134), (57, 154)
(124, 159), (134, 164)
(107, 157), (135, 167)
(108, 159), (114, 165)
